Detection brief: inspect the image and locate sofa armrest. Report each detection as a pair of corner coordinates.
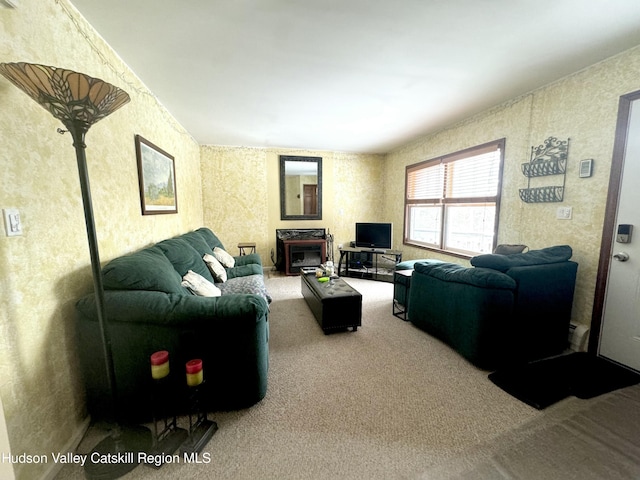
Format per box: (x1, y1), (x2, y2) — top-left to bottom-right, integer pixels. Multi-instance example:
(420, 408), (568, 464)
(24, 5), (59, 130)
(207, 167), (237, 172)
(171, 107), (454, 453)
(227, 263), (263, 279)
(76, 289), (270, 421)
(234, 252), (262, 267)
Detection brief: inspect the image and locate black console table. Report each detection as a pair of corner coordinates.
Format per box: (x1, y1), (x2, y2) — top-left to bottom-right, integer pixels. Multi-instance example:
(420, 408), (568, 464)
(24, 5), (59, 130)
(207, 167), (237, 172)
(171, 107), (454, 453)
(337, 247), (402, 282)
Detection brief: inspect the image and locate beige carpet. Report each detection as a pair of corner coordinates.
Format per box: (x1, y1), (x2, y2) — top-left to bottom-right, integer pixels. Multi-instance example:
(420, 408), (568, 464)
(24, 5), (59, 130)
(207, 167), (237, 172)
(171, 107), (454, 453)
(56, 274), (635, 479)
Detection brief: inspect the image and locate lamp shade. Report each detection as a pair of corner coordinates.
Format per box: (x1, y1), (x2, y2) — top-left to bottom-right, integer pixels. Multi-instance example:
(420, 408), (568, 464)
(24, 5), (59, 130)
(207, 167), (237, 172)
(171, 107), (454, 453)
(0, 62), (130, 129)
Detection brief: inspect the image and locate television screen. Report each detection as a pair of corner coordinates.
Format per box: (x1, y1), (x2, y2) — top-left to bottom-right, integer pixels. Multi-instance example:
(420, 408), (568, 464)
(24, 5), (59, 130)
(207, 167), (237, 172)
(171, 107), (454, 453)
(355, 223), (392, 250)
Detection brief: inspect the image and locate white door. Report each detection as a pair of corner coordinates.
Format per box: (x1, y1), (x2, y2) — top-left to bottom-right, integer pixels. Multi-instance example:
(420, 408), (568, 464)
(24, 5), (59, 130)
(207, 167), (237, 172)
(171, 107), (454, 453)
(599, 97), (640, 372)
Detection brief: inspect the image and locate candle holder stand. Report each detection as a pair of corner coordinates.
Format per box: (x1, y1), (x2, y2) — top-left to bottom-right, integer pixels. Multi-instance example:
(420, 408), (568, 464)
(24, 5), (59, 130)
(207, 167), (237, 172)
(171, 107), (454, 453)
(181, 383), (218, 454)
(146, 379), (188, 468)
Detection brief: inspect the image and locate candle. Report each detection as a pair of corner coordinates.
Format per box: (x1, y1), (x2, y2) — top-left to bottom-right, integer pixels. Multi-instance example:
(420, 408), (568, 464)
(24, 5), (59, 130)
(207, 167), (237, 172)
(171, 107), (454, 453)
(150, 350), (170, 380)
(186, 359), (203, 387)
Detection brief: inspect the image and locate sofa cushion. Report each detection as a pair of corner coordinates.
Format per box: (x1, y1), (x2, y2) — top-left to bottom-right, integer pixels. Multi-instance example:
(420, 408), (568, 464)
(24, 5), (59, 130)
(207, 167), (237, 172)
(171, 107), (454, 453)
(156, 237), (214, 282)
(195, 227), (225, 251)
(470, 245), (573, 273)
(415, 262), (516, 290)
(102, 246), (186, 294)
(181, 230), (216, 256)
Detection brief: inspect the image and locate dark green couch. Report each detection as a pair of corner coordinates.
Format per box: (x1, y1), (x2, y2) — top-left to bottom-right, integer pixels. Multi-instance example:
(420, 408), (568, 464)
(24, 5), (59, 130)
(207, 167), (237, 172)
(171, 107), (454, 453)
(408, 246), (578, 370)
(76, 227), (270, 422)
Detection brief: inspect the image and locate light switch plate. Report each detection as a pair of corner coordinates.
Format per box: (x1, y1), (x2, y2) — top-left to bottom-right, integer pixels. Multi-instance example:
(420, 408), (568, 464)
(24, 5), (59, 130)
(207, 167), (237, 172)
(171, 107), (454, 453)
(0, 0), (19, 9)
(556, 206), (573, 220)
(3, 208), (23, 236)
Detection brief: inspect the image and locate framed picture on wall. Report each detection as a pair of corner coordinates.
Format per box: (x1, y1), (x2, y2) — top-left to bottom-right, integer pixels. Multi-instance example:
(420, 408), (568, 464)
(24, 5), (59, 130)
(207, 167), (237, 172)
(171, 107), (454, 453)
(135, 134), (178, 215)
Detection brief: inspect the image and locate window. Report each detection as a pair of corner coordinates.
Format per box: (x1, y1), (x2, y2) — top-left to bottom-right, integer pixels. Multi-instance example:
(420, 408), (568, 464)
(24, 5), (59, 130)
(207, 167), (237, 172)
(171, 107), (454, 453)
(404, 139), (504, 256)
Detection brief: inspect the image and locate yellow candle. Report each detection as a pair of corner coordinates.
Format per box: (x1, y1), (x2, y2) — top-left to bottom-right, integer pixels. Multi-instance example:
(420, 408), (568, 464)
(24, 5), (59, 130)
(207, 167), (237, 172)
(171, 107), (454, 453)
(186, 359), (203, 387)
(150, 350), (170, 380)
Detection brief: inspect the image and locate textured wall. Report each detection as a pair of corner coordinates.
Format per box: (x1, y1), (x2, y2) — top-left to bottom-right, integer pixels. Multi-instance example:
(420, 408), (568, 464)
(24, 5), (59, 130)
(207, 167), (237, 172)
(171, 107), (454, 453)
(200, 146), (270, 260)
(200, 146), (385, 267)
(3, 3), (640, 479)
(384, 45), (640, 329)
(0, 1), (202, 478)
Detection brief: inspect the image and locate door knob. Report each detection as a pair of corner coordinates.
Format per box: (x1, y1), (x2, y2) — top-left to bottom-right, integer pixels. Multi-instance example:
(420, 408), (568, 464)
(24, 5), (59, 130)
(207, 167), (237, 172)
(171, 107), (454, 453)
(613, 252), (630, 262)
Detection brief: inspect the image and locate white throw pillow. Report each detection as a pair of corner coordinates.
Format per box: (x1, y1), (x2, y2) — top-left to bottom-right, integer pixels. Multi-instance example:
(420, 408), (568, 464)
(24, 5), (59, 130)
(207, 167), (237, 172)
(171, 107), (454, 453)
(213, 247), (235, 268)
(203, 253), (227, 283)
(181, 270), (221, 297)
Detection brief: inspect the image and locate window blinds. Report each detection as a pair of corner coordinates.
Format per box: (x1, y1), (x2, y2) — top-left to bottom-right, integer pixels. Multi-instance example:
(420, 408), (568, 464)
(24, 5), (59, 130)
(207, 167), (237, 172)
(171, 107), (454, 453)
(406, 145), (501, 202)
(406, 162), (443, 201)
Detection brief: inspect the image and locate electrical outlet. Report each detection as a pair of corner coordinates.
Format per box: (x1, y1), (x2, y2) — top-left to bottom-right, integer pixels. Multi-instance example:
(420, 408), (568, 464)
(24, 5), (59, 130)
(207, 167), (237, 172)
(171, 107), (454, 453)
(556, 206), (572, 220)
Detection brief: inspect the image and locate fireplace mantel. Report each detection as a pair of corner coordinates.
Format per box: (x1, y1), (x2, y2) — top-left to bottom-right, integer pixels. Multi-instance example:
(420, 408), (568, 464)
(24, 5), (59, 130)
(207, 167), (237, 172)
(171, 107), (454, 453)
(276, 228), (326, 274)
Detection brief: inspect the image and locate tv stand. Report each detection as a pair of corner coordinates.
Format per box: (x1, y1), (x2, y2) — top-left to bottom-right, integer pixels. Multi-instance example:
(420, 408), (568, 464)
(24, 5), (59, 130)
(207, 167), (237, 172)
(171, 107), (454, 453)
(337, 247), (402, 282)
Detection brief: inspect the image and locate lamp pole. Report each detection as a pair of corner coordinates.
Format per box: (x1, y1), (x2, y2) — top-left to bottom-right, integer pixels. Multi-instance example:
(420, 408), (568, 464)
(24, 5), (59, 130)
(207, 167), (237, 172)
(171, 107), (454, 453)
(0, 62), (151, 480)
(66, 121), (120, 421)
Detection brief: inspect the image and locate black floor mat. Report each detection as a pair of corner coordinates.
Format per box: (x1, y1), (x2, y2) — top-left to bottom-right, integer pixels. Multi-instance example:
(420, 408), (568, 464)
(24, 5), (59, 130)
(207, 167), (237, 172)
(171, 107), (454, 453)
(488, 352), (640, 409)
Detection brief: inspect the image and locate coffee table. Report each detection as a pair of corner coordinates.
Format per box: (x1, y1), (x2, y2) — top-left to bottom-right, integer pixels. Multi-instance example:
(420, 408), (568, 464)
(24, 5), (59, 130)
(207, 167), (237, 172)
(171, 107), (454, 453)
(301, 273), (362, 334)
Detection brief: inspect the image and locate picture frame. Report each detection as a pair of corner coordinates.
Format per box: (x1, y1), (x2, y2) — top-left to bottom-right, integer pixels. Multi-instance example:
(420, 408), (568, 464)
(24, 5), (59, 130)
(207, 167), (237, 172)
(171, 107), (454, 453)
(135, 134), (178, 215)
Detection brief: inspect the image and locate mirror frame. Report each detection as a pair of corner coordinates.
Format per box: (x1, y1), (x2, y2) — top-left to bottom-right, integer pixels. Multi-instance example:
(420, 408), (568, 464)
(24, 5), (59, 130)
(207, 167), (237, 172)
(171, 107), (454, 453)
(279, 155), (322, 220)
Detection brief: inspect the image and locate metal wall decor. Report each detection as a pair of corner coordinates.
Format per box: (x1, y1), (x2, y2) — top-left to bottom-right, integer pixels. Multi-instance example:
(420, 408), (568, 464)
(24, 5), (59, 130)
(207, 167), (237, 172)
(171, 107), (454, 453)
(519, 136), (569, 203)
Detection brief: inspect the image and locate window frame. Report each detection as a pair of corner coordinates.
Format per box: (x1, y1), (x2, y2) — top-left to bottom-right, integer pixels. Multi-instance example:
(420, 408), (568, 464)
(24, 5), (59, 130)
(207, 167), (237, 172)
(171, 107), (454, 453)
(403, 138), (505, 258)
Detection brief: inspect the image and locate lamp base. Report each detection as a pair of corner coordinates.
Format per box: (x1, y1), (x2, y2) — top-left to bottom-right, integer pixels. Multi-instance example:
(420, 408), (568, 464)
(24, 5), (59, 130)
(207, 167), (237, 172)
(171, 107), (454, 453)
(84, 424), (152, 480)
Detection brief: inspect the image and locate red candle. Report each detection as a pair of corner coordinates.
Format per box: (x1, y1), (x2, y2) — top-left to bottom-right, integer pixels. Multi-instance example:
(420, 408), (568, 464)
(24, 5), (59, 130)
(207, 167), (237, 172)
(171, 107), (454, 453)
(150, 350), (170, 380)
(186, 359), (203, 387)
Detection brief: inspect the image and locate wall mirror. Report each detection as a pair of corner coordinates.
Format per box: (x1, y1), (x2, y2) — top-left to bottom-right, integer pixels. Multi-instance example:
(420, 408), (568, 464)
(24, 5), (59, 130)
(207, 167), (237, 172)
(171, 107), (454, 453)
(280, 155), (322, 220)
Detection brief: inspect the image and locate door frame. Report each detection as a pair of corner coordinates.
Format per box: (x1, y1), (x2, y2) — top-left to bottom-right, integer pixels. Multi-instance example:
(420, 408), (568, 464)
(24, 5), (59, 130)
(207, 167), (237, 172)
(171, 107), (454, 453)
(590, 89), (640, 353)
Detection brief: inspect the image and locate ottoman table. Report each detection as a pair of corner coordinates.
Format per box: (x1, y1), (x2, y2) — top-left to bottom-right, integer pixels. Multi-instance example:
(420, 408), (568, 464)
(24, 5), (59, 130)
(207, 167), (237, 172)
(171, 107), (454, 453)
(301, 273), (362, 334)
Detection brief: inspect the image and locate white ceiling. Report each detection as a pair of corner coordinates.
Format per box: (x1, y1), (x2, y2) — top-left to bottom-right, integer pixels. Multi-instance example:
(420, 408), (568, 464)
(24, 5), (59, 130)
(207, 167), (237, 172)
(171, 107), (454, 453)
(69, 0), (640, 154)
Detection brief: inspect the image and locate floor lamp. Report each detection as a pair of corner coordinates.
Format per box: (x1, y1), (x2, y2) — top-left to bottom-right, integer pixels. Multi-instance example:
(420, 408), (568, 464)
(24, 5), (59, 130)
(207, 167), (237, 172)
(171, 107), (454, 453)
(0, 62), (151, 479)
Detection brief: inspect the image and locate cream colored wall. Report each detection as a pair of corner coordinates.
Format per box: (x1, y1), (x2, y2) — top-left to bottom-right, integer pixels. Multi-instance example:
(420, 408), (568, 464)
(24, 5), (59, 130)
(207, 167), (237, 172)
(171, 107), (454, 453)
(200, 147), (385, 266)
(0, 1), (202, 479)
(3, 3), (640, 479)
(384, 45), (640, 329)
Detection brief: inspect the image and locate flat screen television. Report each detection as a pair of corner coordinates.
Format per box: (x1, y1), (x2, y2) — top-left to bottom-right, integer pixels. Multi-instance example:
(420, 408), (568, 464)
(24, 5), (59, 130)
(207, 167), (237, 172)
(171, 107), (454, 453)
(355, 222), (392, 250)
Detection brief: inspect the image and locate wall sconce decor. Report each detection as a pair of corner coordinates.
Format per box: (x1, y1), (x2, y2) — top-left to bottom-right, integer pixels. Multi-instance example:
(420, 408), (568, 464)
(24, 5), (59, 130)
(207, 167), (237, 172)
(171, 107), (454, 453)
(519, 136), (569, 203)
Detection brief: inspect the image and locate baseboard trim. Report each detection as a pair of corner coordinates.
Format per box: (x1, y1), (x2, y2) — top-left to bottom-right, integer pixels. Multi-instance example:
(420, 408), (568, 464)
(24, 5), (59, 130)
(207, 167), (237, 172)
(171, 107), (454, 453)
(41, 416), (91, 480)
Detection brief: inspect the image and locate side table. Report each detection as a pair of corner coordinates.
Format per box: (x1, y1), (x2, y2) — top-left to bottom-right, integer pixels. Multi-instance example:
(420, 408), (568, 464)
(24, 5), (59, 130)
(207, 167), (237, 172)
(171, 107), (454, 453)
(237, 242), (256, 256)
(393, 269), (413, 321)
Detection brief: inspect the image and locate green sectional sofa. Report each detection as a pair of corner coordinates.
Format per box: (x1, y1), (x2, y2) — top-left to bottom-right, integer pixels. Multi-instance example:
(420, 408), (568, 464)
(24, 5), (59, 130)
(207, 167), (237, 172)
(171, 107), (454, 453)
(408, 245), (578, 370)
(76, 227), (270, 422)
